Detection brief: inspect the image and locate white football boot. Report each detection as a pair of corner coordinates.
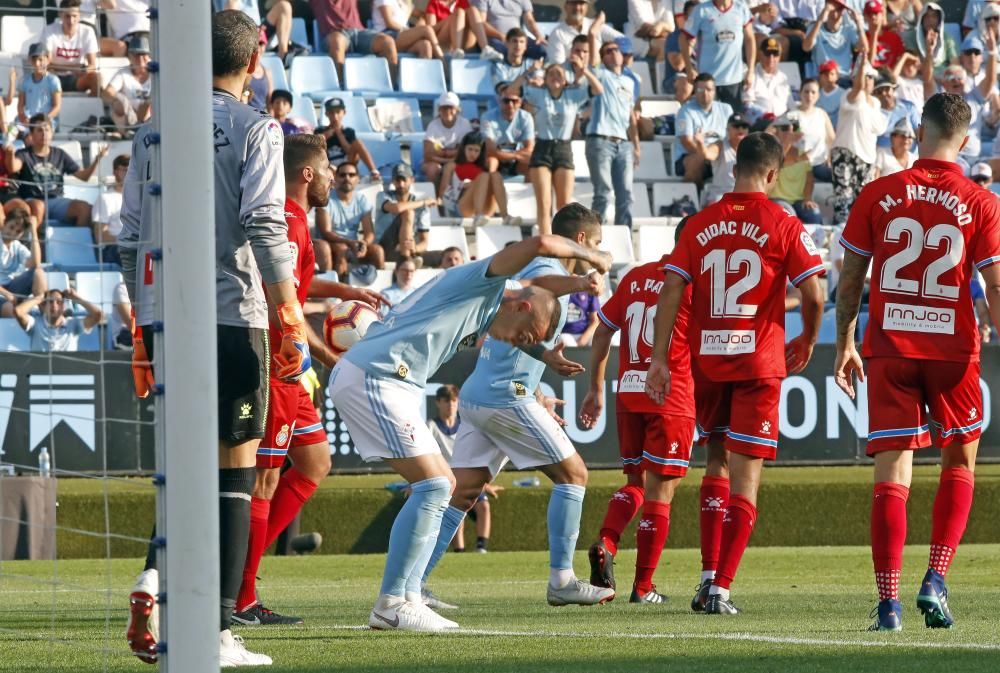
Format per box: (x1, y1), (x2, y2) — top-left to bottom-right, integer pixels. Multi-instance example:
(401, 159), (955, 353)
(547, 578), (616, 606)
(368, 594), (448, 632)
(219, 629), (273, 667)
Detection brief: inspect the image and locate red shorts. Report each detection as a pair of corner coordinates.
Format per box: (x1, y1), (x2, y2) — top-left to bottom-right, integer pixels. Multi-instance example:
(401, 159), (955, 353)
(695, 376), (781, 460)
(866, 357), (982, 455)
(257, 380), (327, 469)
(616, 411), (696, 477)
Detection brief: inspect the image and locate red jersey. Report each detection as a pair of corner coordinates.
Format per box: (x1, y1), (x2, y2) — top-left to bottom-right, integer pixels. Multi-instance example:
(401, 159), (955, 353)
(841, 158), (1000, 362)
(426, 0), (469, 21)
(666, 192), (824, 382)
(598, 258), (694, 417)
(268, 198), (316, 349)
(871, 30), (904, 69)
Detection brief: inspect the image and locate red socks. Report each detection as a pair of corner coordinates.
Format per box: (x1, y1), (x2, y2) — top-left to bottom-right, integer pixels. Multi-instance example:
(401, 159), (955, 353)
(929, 468), (975, 576)
(699, 476), (730, 572)
(872, 481), (909, 600)
(599, 484), (644, 556)
(634, 500), (670, 594)
(264, 468), (320, 549)
(713, 494), (756, 590)
(236, 496), (271, 612)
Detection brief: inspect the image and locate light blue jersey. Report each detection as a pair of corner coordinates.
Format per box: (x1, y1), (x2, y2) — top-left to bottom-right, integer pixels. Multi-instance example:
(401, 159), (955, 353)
(523, 84), (590, 140)
(492, 58), (537, 87)
(586, 67), (634, 139)
(683, 1), (752, 86)
(344, 258), (508, 388)
(673, 99), (733, 161)
(818, 86), (844, 128)
(327, 190), (372, 239)
(809, 19), (860, 73)
(17, 73), (61, 119)
(461, 257), (569, 408)
(374, 189), (431, 242)
(481, 107), (535, 151)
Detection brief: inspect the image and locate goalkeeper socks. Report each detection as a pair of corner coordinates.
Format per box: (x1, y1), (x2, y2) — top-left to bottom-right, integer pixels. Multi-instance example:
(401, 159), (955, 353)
(713, 495), (756, 590)
(263, 467), (319, 549)
(634, 500), (670, 593)
(872, 481), (909, 600)
(548, 484), (586, 578)
(236, 496), (271, 612)
(599, 484), (644, 556)
(380, 476), (451, 597)
(422, 505), (467, 583)
(929, 468), (975, 576)
(699, 476), (729, 572)
(219, 467), (256, 631)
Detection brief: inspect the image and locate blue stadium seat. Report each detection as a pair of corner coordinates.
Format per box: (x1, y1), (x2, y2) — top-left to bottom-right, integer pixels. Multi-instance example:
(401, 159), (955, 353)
(291, 94), (319, 128)
(817, 307), (838, 344)
(312, 19), (325, 54)
(289, 55), (341, 102)
(46, 227), (98, 270)
(77, 326), (101, 351)
(0, 318), (31, 352)
(450, 58), (494, 100)
(407, 139), (425, 178)
(335, 96), (375, 133)
(373, 97), (424, 132)
(785, 311), (804, 340)
(290, 17), (309, 49)
(359, 140), (403, 177)
(343, 57), (395, 97)
(398, 59), (447, 100)
(261, 54), (289, 91)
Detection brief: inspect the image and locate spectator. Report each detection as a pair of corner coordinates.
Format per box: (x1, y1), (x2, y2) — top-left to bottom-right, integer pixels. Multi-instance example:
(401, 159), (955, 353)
(702, 112), (750, 206)
(422, 92), (475, 184)
(745, 36), (794, 122)
(769, 115), (823, 224)
(830, 59), (886, 225)
(310, 0), (399, 82)
(15, 44), (62, 129)
(517, 59), (600, 234)
(892, 51), (930, 112)
(615, 37), (657, 140)
(375, 163), (443, 265)
(681, 0), (756, 113)
(315, 161), (384, 276)
(938, 64), (996, 163)
(492, 28), (543, 88)
(101, 34), (152, 136)
(674, 73), (734, 187)
(872, 74), (919, 147)
(43, 0), (100, 96)
(958, 33), (998, 103)
(439, 246), (465, 268)
(0, 209), (44, 318)
(662, 1), (697, 98)
(260, 0), (295, 62)
(817, 59), (846, 127)
(373, 0), (446, 59)
(316, 97), (379, 178)
(971, 161), (994, 189)
(439, 131), (521, 226)
(6, 115), (106, 226)
(626, 0), (674, 60)
(481, 82), (535, 178)
(559, 289), (600, 347)
(424, 0), (487, 56)
(99, 0), (151, 57)
(804, 2), (867, 85)
(548, 2), (623, 65)
(268, 89), (311, 135)
(585, 40), (639, 226)
(109, 280), (132, 348)
(379, 257), (417, 312)
(770, 0), (824, 67)
(15, 287), (102, 351)
(888, 0), (921, 35)
(866, 1), (905, 69)
(245, 29), (273, 109)
(796, 77), (836, 181)
(93, 153), (129, 265)
(904, 2), (957, 75)
(873, 116), (916, 177)
(473, 0), (548, 60)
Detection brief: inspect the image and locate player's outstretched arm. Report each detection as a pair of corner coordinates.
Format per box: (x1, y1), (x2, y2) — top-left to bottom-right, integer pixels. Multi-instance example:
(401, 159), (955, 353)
(523, 270), (604, 297)
(580, 323), (614, 429)
(786, 274), (823, 374)
(487, 235), (612, 279)
(645, 273), (685, 405)
(308, 277), (390, 310)
(833, 250), (870, 399)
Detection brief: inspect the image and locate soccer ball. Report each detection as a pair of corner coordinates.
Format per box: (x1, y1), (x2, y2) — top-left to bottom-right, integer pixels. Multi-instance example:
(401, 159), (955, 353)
(323, 300), (380, 354)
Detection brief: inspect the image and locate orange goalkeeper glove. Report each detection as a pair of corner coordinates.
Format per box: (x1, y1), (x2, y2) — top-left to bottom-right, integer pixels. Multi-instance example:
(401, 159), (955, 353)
(274, 301), (312, 382)
(130, 310), (155, 399)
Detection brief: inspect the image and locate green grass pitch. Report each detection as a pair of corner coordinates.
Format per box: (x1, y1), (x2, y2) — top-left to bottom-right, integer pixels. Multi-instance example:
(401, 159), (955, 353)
(2, 545), (1000, 672)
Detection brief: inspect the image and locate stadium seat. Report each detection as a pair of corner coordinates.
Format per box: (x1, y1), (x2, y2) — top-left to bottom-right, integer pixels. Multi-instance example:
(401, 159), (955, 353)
(641, 99), (680, 118)
(426, 225), (469, 259)
(651, 182), (699, 216)
(359, 140), (403, 177)
(785, 311), (804, 340)
(58, 97), (104, 133)
(343, 57), (394, 97)
(409, 181), (436, 200)
(475, 224), (522, 258)
(407, 139), (426, 177)
(600, 225), (636, 266)
(46, 271), (70, 292)
(0, 318), (30, 352)
(411, 268), (442, 289)
(291, 94), (319, 128)
(89, 140), (133, 182)
(817, 307), (838, 344)
(289, 55), (341, 102)
(290, 17), (309, 49)
(261, 54), (289, 91)
(1, 15), (43, 54)
(571, 140), (589, 181)
(312, 19), (325, 54)
(632, 184), (651, 218)
(337, 95), (375, 133)
(75, 271), (125, 315)
(636, 141), (669, 181)
(77, 326), (101, 351)
(450, 58), (494, 100)
(63, 183), (100, 205)
(504, 183), (537, 220)
(371, 97), (423, 133)
(398, 59), (448, 100)
(45, 227), (97, 270)
(636, 224), (676, 261)
(629, 60), (655, 98)
(779, 61), (802, 93)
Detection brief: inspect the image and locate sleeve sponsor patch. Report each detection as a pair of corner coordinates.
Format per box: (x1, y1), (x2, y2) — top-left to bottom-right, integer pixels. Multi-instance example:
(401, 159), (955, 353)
(266, 121), (283, 147)
(800, 230), (819, 256)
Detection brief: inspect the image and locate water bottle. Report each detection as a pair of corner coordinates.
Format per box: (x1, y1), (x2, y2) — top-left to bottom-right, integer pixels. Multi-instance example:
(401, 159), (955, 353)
(38, 447), (51, 478)
(513, 476), (541, 487)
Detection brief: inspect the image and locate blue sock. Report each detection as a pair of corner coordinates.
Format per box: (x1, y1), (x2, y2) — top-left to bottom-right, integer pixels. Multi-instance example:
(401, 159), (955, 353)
(421, 505), (467, 584)
(379, 476), (451, 597)
(548, 484), (586, 571)
(405, 498), (450, 595)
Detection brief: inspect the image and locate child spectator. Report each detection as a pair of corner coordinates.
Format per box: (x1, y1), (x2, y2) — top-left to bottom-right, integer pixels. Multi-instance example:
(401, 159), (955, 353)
(559, 289), (600, 347)
(15, 287), (102, 352)
(796, 78), (836, 182)
(268, 89), (312, 136)
(492, 28), (542, 88)
(422, 92), (474, 184)
(101, 34), (152, 135)
(316, 97), (380, 180)
(817, 60), (845, 128)
(439, 131), (520, 227)
(43, 0), (100, 96)
(93, 154), (130, 265)
(0, 209), (45, 318)
(379, 257), (417, 314)
(373, 0), (446, 59)
(15, 44), (62, 129)
(314, 161), (385, 276)
(769, 115), (823, 224)
(482, 82), (535, 177)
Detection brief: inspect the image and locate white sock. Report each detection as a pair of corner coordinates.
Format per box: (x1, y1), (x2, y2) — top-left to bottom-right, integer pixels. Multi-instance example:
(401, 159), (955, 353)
(549, 568), (575, 588)
(700, 570), (716, 583)
(708, 585), (730, 600)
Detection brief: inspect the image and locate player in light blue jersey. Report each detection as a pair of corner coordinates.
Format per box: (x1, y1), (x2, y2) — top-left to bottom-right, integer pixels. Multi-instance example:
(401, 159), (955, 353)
(328, 227), (613, 632)
(418, 204), (617, 608)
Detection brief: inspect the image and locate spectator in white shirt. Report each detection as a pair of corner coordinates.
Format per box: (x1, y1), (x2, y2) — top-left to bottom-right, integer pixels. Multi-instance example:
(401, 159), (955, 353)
(43, 0), (100, 96)
(15, 287), (103, 352)
(94, 154), (129, 265)
(626, 0), (675, 60)
(745, 36), (794, 123)
(101, 34), (152, 134)
(0, 209), (45, 318)
(547, 1), (623, 64)
(110, 280), (132, 348)
(795, 77), (836, 181)
(873, 116), (916, 177)
(98, 0), (151, 57)
(702, 113), (750, 206)
(422, 91), (475, 183)
(373, 0), (446, 59)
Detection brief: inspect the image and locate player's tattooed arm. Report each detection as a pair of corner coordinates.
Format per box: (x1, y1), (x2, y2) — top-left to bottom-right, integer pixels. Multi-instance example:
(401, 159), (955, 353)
(833, 250), (870, 399)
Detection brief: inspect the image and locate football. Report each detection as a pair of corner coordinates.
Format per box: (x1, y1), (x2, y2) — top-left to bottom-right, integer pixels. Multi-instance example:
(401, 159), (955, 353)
(323, 300), (380, 354)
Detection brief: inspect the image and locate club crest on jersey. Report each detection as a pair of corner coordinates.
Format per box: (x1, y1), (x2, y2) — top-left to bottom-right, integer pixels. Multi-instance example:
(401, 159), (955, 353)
(275, 424), (290, 447)
(401, 422), (415, 442)
(396, 364), (409, 379)
(513, 381), (527, 396)
(969, 407), (979, 421)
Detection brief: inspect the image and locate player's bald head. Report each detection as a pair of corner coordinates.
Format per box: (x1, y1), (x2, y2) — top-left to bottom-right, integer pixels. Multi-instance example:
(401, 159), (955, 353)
(552, 202), (602, 241)
(212, 10), (258, 77)
(523, 286), (562, 342)
(920, 93), (971, 150)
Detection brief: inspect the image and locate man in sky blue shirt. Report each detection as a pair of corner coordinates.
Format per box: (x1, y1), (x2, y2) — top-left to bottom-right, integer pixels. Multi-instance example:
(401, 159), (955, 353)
(803, 1), (867, 80)
(680, 0), (756, 113)
(315, 160), (384, 277)
(873, 76), (920, 148)
(482, 82), (536, 176)
(674, 73), (735, 186)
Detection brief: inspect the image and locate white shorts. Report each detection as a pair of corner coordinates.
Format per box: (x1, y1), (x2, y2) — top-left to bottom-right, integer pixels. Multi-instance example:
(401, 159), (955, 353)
(450, 400), (577, 477)
(327, 359), (439, 462)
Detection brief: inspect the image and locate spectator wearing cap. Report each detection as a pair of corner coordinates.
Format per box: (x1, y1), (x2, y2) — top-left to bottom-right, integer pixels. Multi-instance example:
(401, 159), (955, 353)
(311, 0), (399, 84)
(245, 28), (274, 110)
(830, 57), (886, 225)
(14, 44), (62, 129)
(970, 161), (994, 188)
(817, 59), (846, 127)
(93, 153), (130, 265)
(101, 34), (152, 134)
(674, 72), (734, 187)
(16, 287), (103, 353)
(585, 39), (639, 226)
(548, 1), (623, 65)
(268, 89), (311, 136)
(315, 160), (385, 276)
(372, 0), (446, 59)
(423, 92), (475, 184)
(512, 54), (602, 234)
(375, 163), (444, 266)
(804, 1), (867, 86)
(662, 1), (698, 99)
(492, 28), (543, 88)
(439, 131), (521, 227)
(481, 82), (535, 177)
(795, 77), (836, 181)
(473, 0), (549, 60)
(937, 64), (996, 162)
(316, 97), (380, 180)
(42, 0), (99, 96)
(99, 0), (150, 57)
(903, 2), (957, 76)
(873, 116), (915, 177)
(958, 33), (1000, 103)
(681, 0), (756, 113)
(872, 74), (919, 148)
(769, 113), (823, 224)
(626, 0), (675, 61)
(745, 37), (794, 122)
(702, 112), (749, 205)
(865, 1), (905, 70)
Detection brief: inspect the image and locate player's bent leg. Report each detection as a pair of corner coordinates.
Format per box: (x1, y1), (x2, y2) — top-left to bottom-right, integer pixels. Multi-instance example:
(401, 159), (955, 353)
(869, 450), (913, 631)
(631, 472), (680, 605)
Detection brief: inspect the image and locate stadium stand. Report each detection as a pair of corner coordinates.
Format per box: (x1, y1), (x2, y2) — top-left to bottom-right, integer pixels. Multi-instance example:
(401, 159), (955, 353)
(343, 57), (395, 98)
(290, 55), (341, 102)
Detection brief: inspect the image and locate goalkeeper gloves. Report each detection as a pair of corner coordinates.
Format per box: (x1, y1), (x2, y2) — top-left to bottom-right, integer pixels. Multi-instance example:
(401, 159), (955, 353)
(131, 310), (155, 399)
(274, 301), (312, 382)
